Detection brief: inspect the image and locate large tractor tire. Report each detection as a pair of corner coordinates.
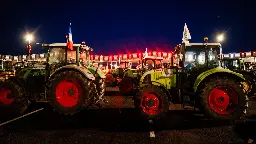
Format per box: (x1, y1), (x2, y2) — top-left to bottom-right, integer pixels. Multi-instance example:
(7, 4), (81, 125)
(118, 77), (134, 96)
(47, 71), (91, 115)
(0, 80), (28, 114)
(198, 77), (248, 121)
(136, 85), (169, 120)
(95, 77), (106, 99)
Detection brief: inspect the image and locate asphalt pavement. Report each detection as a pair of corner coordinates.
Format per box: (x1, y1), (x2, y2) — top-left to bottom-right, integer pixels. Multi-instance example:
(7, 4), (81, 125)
(0, 90), (256, 144)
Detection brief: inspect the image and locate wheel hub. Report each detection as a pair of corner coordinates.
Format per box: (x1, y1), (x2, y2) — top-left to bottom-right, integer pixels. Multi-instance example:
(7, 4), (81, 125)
(68, 88), (75, 96)
(55, 80), (81, 107)
(0, 88), (14, 105)
(146, 99), (155, 107)
(208, 86), (238, 114)
(218, 96), (224, 103)
(140, 93), (161, 115)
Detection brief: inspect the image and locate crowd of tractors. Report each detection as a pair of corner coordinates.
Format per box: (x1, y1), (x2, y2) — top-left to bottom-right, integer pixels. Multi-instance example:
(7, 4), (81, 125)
(0, 35), (256, 123)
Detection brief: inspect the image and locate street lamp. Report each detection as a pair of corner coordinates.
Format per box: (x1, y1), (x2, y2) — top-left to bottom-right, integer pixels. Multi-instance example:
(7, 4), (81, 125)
(216, 34), (224, 42)
(25, 33), (34, 56)
(25, 33), (33, 44)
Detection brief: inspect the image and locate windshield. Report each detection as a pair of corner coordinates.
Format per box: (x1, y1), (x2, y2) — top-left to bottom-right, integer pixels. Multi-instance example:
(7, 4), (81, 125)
(222, 59), (240, 70)
(155, 59), (162, 69)
(48, 48), (66, 64)
(184, 46), (219, 70)
(144, 58), (162, 69)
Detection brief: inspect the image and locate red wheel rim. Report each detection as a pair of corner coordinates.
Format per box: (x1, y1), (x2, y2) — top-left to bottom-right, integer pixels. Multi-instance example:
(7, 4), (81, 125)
(55, 80), (82, 107)
(140, 93), (162, 115)
(0, 88), (14, 105)
(120, 79), (133, 93)
(208, 86), (238, 114)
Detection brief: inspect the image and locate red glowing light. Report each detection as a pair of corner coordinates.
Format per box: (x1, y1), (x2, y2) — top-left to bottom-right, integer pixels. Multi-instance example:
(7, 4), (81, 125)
(240, 52), (246, 58)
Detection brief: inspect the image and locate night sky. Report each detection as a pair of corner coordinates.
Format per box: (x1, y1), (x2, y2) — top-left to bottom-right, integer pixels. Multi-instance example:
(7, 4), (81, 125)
(1, 0), (254, 56)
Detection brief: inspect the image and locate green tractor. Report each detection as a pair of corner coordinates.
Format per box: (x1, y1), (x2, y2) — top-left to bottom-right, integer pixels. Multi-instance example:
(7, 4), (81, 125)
(118, 53), (164, 96)
(0, 41), (106, 115)
(135, 38), (248, 121)
(221, 57), (256, 97)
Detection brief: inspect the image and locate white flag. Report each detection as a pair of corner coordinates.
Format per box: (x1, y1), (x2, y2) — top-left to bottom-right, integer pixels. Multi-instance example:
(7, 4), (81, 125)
(182, 23), (191, 42)
(144, 48), (148, 57)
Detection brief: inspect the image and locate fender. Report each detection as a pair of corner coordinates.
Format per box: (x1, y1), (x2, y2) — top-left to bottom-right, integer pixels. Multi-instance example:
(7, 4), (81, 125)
(141, 82), (172, 101)
(239, 71), (256, 80)
(16, 67), (33, 80)
(7, 76), (27, 95)
(87, 66), (106, 79)
(139, 70), (154, 85)
(49, 65), (95, 80)
(193, 66), (245, 92)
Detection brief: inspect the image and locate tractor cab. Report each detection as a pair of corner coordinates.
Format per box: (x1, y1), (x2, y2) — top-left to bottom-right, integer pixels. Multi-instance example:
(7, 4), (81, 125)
(169, 38), (222, 87)
(176, 38), (222, 73)
(42, 43), (81, 65)
(42, 43), (80, 76)
(78, 41), (93, 66)
(42, 42), (93, 73)
(141, 56), (163, 70)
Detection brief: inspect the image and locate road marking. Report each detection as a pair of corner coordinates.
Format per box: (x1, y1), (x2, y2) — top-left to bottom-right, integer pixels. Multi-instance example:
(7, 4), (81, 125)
(150, 131), (155, 137)
(149, 120), (155, 138)
(0, 108), (44, 127)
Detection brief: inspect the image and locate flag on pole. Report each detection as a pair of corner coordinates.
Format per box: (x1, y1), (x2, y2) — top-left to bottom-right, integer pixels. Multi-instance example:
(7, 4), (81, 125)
(67, 23), (73, 50)
(182, 23), (191, 43)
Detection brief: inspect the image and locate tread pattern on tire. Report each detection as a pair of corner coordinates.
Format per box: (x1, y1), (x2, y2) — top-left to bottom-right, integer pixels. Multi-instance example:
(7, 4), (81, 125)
(0, 79), (28, 114)
(136, 85), (169, 120)
(47, 70), (92, 115)
(95, 77), (106, 99)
